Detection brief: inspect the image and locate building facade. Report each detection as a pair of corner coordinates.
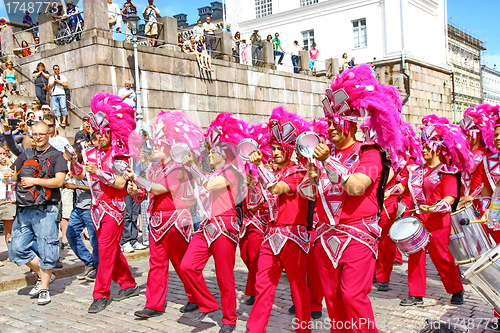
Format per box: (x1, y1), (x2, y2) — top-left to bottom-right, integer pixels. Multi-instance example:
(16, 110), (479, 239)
(447, 23), (485, 118)
(482, 65), (500, 106)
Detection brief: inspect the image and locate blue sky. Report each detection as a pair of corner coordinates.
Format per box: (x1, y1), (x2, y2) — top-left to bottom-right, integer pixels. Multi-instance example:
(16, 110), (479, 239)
(0, 1), (497, 67)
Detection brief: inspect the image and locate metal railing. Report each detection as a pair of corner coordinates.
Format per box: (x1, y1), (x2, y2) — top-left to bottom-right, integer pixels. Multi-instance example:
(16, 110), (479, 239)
(52, 11), (85, 45)
(114, 18), (165, 46)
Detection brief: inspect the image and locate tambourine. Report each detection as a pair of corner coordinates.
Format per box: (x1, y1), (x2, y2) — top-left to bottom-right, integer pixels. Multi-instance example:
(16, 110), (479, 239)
(238, 138), (259, 161)
(295, 131), (321, 159)
(112, 159), (130, 177)
(171, 143), (191, 164)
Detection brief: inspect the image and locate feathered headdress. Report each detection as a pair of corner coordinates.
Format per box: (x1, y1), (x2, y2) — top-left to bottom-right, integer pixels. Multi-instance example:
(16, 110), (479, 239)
(400, 121), (423, 164)
(421, 114), (471, 172)
(310, 118), (330, 144)
(247, 121), (272, 164)
(460, 104), (499, 152)
(322, 64), (404, 161)
(151, 111), (204, 156)
(268, 106), (311, 158)
(88, 93), (140, 158)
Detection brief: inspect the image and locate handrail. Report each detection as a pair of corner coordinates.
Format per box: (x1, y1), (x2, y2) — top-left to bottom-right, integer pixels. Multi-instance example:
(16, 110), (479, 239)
(12, 25), (37, 36)
(10, 58), (35, 83)
(67, 100), (86, 120)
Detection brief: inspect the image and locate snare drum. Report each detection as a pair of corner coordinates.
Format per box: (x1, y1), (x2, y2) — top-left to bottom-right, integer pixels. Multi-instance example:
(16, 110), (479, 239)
(389, 216), (430, 254)
(464, 243), (500, 313)
(238, 139), (259, 161)
(450, 202), (493, 265)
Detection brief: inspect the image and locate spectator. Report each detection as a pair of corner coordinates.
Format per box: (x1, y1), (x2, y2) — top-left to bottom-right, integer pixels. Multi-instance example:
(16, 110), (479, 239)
(47, 65), (68, 127)
(6, 101), (15, 115)
(348, 57), (355, 68)
(74, 118), (92, 146)
(0, 144), (14, 267)
(272, 32), (285, 65)
(203, 15), (217, 57)
(64, 144), (99, 282)
(118, 80), (136, 108)
(250, 29), (262, 66)
(309, 42), (319, 76)
(31, 100), (42, 120)
(108, 0), (122, 32)
(3, 61), (22, 96)
(342, 53), (349, 71)
(64, 1), (83, 42)
(194, 36), (212, 71)
(0, 83), (7, 116)
(18, 101), (28, 115)
(23, 11), (34, 28)
(142, 0), (160, 47)
(32, 62), (50, 105)
(370, 62), (377, 77)
(141, 130), (153, 157)
(225, 23), (232, 33)
(233, 31), (241, 63)
(240, 38), (250, 65)
(40, 104), (51, 120)
(291, 40), (302, 74)
(33, 36), (40, 53)
(193, 19), (204, 41)
(121, 0), (137, 43)
(6, 121), (68, 305)
(20, 40), (32, 57)
(178, 34), (185, 48)
(266, 34), (272, 43)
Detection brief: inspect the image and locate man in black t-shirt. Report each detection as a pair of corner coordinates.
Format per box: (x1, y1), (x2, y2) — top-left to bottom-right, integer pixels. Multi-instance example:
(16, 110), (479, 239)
(6, 121), (67, 306)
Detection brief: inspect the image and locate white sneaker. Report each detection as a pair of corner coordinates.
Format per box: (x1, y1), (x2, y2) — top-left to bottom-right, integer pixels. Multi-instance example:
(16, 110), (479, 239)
(133, 242), (148, 250)
(50, 273), (56, 283)
(29, 279), (42, 297)
(38, 290), (51, 305)
(122, 242), (134, 253)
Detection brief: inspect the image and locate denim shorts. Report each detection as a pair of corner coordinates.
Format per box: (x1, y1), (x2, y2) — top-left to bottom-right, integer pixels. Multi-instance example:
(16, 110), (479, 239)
(9, 205), (60, 269)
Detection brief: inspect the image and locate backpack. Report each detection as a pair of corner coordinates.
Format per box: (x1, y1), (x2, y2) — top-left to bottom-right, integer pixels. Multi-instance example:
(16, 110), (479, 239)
(15, 148), (61, 207)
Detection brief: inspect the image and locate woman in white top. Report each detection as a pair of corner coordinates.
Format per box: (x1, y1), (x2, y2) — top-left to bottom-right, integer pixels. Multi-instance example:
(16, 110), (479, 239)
(0, 143), (15, 267)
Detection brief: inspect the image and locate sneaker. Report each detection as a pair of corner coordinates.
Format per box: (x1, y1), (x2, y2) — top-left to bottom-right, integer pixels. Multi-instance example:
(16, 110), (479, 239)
(29, 279), (42, 297)
(114, 285), (140, 301)
(88, 298), (109, 313)
(288, 305), (295, 314)
(400, 296), (424, 306)
(134, 308), (163, 318)
(38, 290), (51, 305)
(60, 242), (69, 250)
(122, 242), (134, 253)
(180, 302), (199, 313)
(219, 324), (236, 333)
(311, 311), (322, 319)
(133, 242), (148, 250)
(77, 266), (96, 280)
(244, 296), (255, 305)
(50, 273), (56, 283)
(85, 269), (97, 282)
(451, 289), (464, 305)
(55, 260), (63, 269)
(378, 282), (390, 292)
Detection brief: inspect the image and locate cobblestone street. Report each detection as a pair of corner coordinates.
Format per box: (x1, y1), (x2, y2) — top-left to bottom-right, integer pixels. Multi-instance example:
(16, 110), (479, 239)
(0, 248), (498, 333)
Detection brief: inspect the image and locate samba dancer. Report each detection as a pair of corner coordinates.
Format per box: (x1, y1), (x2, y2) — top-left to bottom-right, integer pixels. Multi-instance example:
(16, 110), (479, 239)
(398, 115), (469, 307)
(307, 64), (404, 333)
(127, 111), (204, 318)
(246, 106), (315, 333)
(65, 93), (141, 313)
(180, 113), (247, 333)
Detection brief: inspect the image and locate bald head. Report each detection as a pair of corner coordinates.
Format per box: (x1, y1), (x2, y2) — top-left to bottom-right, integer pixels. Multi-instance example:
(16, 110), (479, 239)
(32, 121), (49, 133)
(124, 80), (131, 89)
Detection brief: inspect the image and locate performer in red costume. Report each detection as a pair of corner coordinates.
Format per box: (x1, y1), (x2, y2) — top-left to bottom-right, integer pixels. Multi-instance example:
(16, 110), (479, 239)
(308, 64), (405, 333)
(180, 113), (247, 333)
(398, 115), (470, 307)
(246, 106), (315, 333)
(65, 93), (141, 314)
(127, 111), (204, 318)
(376, 121), (422, 292)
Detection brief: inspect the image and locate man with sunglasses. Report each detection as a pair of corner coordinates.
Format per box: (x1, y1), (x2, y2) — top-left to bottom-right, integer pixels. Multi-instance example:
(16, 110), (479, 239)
(5, 121), (68, 306)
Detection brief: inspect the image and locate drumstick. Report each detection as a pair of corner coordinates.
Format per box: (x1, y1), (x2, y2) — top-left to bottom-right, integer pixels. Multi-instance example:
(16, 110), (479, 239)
(383, 204), (389, 218)
(406, 204), (437, 213)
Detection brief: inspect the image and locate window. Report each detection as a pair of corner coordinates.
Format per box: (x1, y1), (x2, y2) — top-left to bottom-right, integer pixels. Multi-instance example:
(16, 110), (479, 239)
(352, 19), (367, 48)
(300, 0), (318, 6)
(302, 30), (314, 51)
(255, 0), (272, 18)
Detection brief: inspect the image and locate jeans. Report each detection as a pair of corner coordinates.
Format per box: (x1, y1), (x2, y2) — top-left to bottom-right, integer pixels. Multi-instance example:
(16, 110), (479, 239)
(292, 55), (299, 73)
(51, 94), (68, 117)
(35, 85), (47, 105)
(9, 205), (59, 269)
(252, 45), (262, 66)
(274, 51), (284, 64)
(121, 195), (140, 246)
(66, 208), (99, 269)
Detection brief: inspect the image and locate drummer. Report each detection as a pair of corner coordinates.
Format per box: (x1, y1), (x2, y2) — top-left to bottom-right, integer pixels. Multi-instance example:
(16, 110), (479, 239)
(307, 64), (404, 333)
(398, 115), (470, 307)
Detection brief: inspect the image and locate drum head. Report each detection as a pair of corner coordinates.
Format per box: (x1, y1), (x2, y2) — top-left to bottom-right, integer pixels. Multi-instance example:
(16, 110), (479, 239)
(171, 143), (190, 164)
(238, 139), (259, 161)
(390, 217), (420, 241)
(296, 132), (320, 158)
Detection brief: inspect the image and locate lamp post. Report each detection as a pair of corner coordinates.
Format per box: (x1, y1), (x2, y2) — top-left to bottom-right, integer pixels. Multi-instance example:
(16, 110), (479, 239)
(127, 14), (144, 132)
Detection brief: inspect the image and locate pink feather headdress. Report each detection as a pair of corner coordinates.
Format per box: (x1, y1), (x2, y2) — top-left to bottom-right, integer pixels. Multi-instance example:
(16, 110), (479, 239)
(151, 111), (204, 156)
(400, 121), (423, 164)
(460, 104), (499, 152)
(268, 106), (311, 157)
(322, 64), (405, 162)
(247, 121), (272, 163)
(421, 114), (471, 172)
(310, 118), (330, 144)
(88, 93), (140, 158)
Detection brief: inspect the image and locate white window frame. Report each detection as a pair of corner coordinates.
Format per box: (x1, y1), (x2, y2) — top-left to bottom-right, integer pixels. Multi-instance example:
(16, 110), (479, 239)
(255, 0), (272, 18)
(352, 18), (367, 48)
(300, 0), (318, 7)
(302, 29), (314, 51)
